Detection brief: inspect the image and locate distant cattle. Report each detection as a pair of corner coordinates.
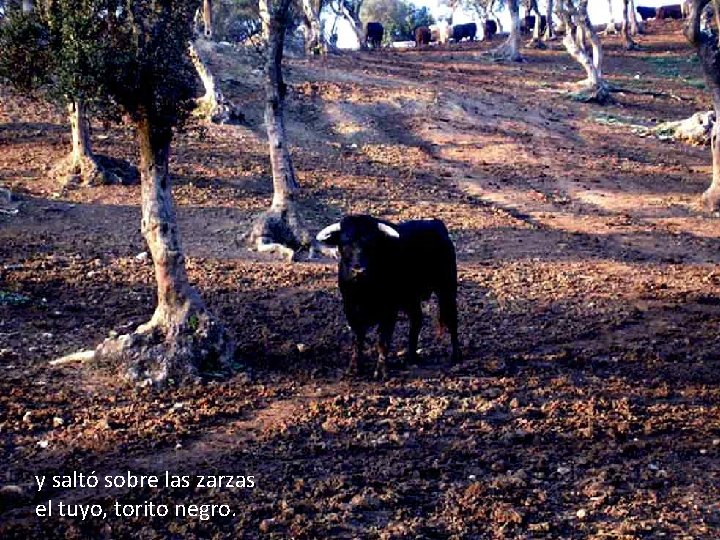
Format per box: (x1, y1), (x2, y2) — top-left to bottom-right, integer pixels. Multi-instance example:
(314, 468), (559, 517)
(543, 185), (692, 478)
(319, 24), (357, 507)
(365, 22), (384, 49)
(636, 6), (657, 20)
(484, 20), (498, 40)
(415, 26), (431, 47)
(316, 215), (460, 379)
(521, 14), (547, 34)
(656, 4), (683, 19)
(451, 22), (477, 42)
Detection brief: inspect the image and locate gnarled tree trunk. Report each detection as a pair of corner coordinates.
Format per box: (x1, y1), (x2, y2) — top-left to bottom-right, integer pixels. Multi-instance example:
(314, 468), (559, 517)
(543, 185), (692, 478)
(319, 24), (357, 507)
(51, 99), (114, 186)
(251, 0), (314, 259)
(686, 0), (720, 209)
(188, 41), (230, 123)
(629, 0), (641, 34)
(95, 118), (233, 384)
(604, 0), (618, 34)
(621, 0), (639, 49)
(558, 0), (610, 103)
(302, 0), (324, 55)
(491, 0), (522, 60)
(544, 0), (556, 39)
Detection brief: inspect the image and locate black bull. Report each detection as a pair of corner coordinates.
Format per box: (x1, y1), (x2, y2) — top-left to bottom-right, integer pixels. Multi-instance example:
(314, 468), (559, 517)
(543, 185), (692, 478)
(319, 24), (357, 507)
(365, 22), (384, 48)
(452, 22), (477, 42)
(316, 215), (461, 379)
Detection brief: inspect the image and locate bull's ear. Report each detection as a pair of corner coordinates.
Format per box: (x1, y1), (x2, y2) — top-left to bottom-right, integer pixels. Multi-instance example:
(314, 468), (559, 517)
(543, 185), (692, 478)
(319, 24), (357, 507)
(377, 223), (400, 238)
(316, 223), (342, 245)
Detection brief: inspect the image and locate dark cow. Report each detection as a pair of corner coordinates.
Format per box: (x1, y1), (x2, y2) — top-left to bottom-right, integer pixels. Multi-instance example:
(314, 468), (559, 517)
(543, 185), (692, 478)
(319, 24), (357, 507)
(636, 6), (657, 20)
(316, 215), (460, 379)
(484, 20), (498, 40)
(365, 22), (384, 49)
(521, 14), (547, 34)
(657, 4), (683, 19)
(415, 25), (432, 47)
(452, 22), (477, 42)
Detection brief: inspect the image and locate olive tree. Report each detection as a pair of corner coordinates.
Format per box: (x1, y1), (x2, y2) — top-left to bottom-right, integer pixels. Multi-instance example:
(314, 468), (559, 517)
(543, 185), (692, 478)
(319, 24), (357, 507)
(0, 1), (117, 186)
(557, 0), (610, 103)
(249, 0), (315, 259)
(686, 0), (720, 209)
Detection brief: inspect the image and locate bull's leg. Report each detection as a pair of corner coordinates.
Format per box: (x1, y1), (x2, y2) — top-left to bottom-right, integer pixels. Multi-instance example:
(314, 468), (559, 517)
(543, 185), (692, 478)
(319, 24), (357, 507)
(439, 292), (461, 364)
(406, 303), (423, 366)
(376, 317), (396, 380)
(349, 326), (366, 376)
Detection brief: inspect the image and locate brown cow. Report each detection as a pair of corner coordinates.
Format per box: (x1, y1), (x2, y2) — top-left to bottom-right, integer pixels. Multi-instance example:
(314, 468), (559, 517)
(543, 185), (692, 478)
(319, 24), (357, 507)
(415, 26), (431, 47)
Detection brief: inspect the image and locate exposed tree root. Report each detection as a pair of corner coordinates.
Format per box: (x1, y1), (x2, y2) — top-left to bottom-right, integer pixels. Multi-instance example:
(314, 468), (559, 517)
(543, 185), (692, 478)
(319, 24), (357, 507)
(654, 111), (714, 145)
(489, 40), (523, 61)
(50, 152), (119, 187)
(92, 303), (234, 386)
(701, 184), (720, 211)
(249, 203), (316, 261)
(569, 80), (613, 105)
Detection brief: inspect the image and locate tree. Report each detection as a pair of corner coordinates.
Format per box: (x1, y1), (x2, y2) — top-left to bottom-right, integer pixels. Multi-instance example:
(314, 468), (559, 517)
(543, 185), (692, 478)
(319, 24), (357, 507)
(544, 0), (555, 39)
(603, 0), (617, 34)
(249, 0), (314, 259)
(490, 0), (522, 60)
(301, 0), (325, 54)
(0, 1), (117, 186)
(526, 0), (545, 48)
(60, 0), (232, 384)
(202, 0), (213, 37)
(330, 0), (366, 48)
(686, 0), (720, 209)
(620, 0), (638, 49)
(556, 0), (610, 103)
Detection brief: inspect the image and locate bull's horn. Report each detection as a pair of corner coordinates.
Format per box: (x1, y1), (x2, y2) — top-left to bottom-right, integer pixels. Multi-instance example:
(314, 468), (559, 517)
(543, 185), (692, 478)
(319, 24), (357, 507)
(316, 223), (341, 242)
(378, 223), (400, 238)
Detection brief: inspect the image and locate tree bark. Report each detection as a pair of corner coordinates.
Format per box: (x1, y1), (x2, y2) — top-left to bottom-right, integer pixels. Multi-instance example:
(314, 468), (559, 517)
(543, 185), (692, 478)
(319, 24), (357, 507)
(491, 0), (522, 60)
(686, 0), (720, 209)
(302, 0), (324, 55)
(621, 0), (639, 49)
(251, 0), (314, 259)
(544, 0), (555, 39)
(95, 118), (233, 384)
(629, 0), (641, 34)
(604, 0), (618, 34)
(51, 99), (115, 186)
(203, 0), (212, 39)
(559, 0), (610, 103)
(188, 41), (230, 123)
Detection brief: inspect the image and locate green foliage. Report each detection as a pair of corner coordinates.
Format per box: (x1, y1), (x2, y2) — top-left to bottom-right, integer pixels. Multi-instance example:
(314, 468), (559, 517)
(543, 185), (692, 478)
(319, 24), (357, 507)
(0, 290), (30, 306)
(104, 1), (200, 143)
(0, 1), (200, 140)
(360, 0), (434, 43)
(0, 11), (52, 91)
(212, 0), (262, 42)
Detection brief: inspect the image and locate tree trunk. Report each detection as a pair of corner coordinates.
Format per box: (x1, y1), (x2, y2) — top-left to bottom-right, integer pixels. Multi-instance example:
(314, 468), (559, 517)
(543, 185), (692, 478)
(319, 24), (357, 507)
(621, 0), (638, 49)
(51, 100), (114, 186)
(544, 0), (555, 40)
(528, 0), (546, 48)
(604, 0), (618, 33)
(686, 0), (720, 209)
(251, 0), (314, 259)
(559, 0), (610, 103)
(203, 0), (213, 39)
(491, 0), (522, 60)
(188, 41), (230, 123)
(95, 118), (233, 384)
(302, 0), (324, 55)
(629, 0), (641, 34)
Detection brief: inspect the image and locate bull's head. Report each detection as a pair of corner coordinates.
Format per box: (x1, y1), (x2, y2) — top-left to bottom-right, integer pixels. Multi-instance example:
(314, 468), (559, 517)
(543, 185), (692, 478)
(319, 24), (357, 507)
(316, 215), (400, 283)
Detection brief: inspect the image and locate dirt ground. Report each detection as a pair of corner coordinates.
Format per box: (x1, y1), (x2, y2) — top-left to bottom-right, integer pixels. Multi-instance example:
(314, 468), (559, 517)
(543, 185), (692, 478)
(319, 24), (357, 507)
(1, 21), (720, 539)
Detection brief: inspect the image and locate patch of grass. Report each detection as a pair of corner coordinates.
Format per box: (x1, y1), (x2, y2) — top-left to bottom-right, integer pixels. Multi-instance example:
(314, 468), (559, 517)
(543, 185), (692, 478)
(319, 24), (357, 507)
(643, 54), (701, 81)
(683, 77), (706, 90)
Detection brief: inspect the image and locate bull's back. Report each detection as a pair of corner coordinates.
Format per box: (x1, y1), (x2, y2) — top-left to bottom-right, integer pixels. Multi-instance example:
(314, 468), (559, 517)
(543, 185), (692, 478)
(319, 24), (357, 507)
(394, 219), (457, 300)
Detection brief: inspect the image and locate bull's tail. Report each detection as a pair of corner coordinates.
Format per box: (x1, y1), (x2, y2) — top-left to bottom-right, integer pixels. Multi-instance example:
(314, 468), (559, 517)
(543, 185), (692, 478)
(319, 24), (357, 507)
(437, 290), (461, 363)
